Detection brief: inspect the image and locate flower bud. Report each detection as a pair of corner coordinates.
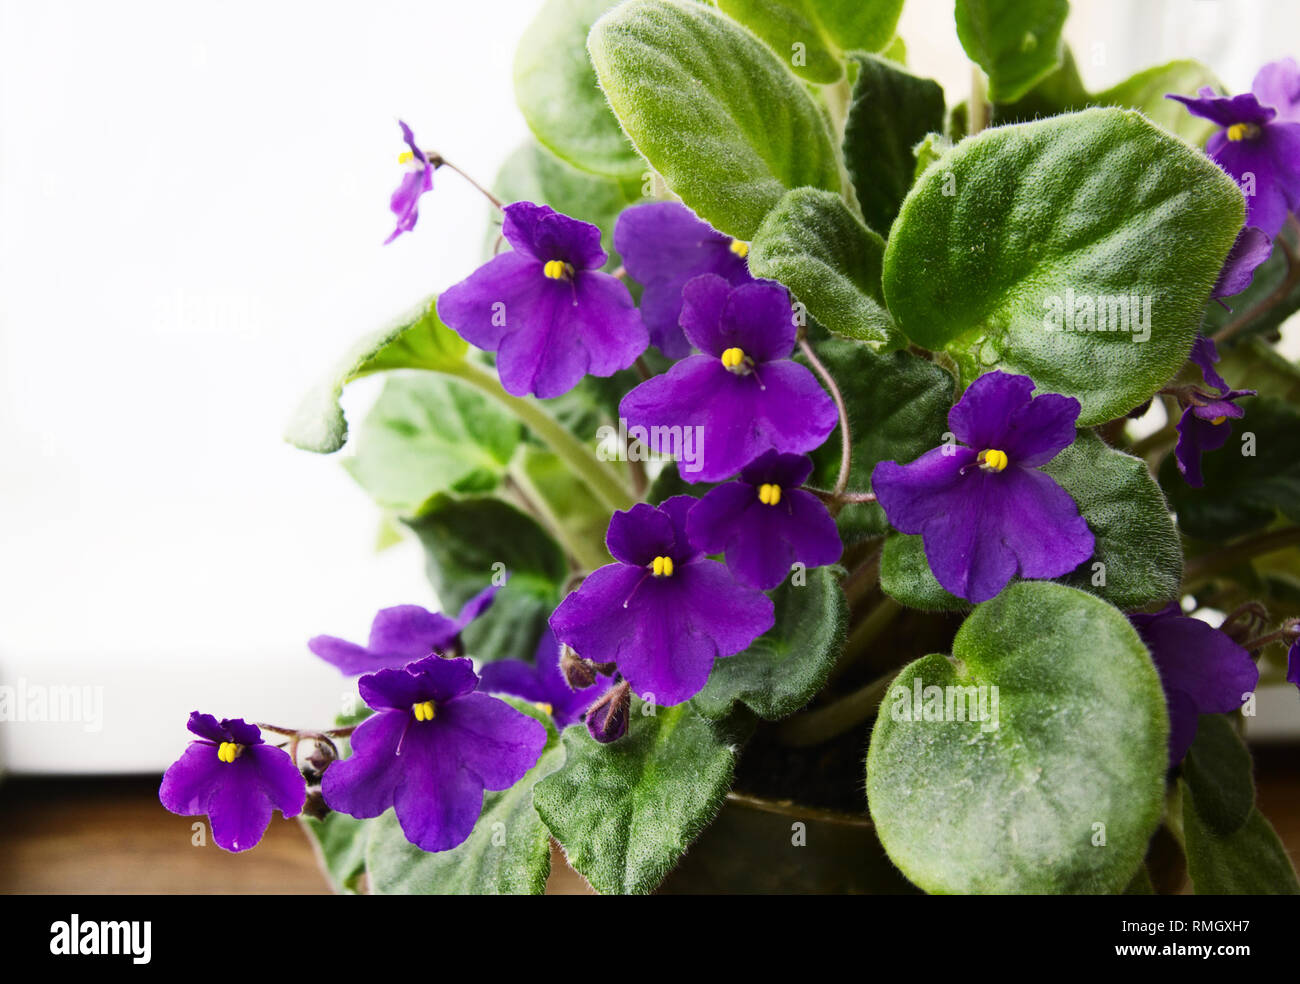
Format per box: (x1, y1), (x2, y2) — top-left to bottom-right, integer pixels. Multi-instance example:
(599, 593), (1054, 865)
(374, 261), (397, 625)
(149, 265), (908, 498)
(585, 681), (631, 744)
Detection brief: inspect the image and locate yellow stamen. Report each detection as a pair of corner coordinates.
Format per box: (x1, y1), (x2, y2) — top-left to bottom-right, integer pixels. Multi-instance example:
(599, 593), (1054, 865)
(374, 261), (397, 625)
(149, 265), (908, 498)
(980, 448), (1009, 472)
(217, 741), (242, 763)
(720, 346), (746, 369)
(535, 702), (554, 716)
(651, 555), (674, 577)
(543, 259), (574, 280)
(398, 150), (416, 165)
(729, 239), (749, 258)
(1210, 415), (1227, 425)
(413, 700), (436, 722)
(1226, 122), (1259, 142)
(757, 483), (782, 506)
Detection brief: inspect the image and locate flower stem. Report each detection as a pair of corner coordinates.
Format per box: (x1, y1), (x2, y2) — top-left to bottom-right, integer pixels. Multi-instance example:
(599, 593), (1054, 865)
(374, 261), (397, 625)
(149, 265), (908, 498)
(969, 65), (990, 135)
(777, 668), (900, 747)
(429, 153), (504, 210)
(444, 360), (635, 514)
(1184, 526), (1300, 585)
(799, 338), (852, 499)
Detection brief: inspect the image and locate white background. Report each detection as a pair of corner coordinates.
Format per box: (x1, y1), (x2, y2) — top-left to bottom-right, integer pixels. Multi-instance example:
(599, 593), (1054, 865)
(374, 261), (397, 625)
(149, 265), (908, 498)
(1, 0), (1297, 772)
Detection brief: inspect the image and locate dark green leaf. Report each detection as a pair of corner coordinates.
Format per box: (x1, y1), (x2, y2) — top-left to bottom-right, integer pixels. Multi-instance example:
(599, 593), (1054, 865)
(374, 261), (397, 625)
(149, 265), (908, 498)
(1182, 780), (1300, 894)
(1181, 714), (1254, 837)
(880, 431), (1183, 611)
(843, 53), (945, 236)
(588, 0), (842, 238)
(405, 495), (567, 663)
(867, 582), (1169, 893)
(955, 0), (1069, 104)
(715, 0), (904, 84)
(750, 188), (896, 345)
(515, 0), (645, 179)
(534, 700), (739, 894)
(285, 299), (467, 454)
(883, 108), (1245, 424)
(1162, 396), (1300, 540)
(366, 700), (564, 894)
(694, 566), (847, 720)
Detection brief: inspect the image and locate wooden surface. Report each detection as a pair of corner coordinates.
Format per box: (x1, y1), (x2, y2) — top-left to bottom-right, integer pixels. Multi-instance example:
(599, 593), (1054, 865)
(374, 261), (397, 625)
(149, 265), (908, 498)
(2, 747), (1296, 894)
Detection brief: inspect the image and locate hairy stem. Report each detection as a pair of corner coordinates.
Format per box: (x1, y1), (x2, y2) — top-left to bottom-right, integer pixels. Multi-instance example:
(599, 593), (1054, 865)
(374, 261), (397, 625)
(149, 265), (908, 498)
(799, 338), (852, 499)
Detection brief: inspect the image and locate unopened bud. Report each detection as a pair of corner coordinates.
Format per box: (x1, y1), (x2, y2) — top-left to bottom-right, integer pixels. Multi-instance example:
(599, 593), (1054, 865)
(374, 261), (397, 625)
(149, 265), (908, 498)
(585, 681), (631, 744)
(560, 645), (599, 690)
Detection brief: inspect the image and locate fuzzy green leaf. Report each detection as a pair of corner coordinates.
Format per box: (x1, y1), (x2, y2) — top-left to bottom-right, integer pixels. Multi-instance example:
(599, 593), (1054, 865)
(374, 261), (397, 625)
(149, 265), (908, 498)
(955, 0), (1069, 104)
(750, 188), (897, 345)
(285, 299), (468, 454)
(366, 700), (564, 895)
(1093, 60), (1222, 146)
(1182, 779), (1300, 894)
(301, 813), (370, 895)
(843, 54), (946, 236)
(883, 108), (1244, 424)
(880, 431), (1183, 611)
(715, 0), (904, 84)
(693, 566), (847, 721)
(1181, 713), (1255, 837)
(515, 0), (645, 179)
(588, 0), (842, 239)
(534, 701), (739, 894)
(866, 582), (1168, 894)
(343, 374), (521, 514)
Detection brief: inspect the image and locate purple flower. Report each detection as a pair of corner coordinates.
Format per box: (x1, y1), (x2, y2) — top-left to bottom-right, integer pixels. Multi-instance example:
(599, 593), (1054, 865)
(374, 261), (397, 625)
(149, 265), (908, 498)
(437, 202), (648, 398)
(549, 496), (774, 706)
(619, 275), (837, 484)
(685, 450), (842, 590)
(476, 626), (613, 728)
(1288, 636), (1300, 691)
(308, 583), (500, 675)
(1252, 57), (1300, 123)
(1213, 226), (1272, 299)
(1169, 65), (1300, 237)
(1129, 604), (1258, 766)
(614, 201), (753, 358)
(1174, 336), (1256, 488)
(159, 713), (306, 853)
(871, 371), (1095, 604)
(385, 121), (435, 244)
(585, 681), (631, 744)
(321, 655), (546, 852)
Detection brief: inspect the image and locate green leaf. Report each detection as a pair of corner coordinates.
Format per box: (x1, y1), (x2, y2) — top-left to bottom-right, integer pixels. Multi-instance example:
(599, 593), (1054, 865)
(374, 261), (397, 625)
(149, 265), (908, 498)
(802, 339), (955, 543)
(880, 431), (1184, 611)
(1162, 396), (1300, 540)
(1122, 865), (1155, 895)
(343, 374), (521, 514)
(405, 495), (567, 663)
(693, 566), (847, 721)
(514, 0), (645, 179)
(1093, 60), (1222, 146)
(514, 445), (612, 572)
(489, 140), (642, 264)
(843, 54), (946, 236)
(866, 582), (1168, 894)
(955, 0), (1069, 104)
(534, 701), (739, 894)
(366, 700), (565, 894)
(883, 108), (1245, 424)
(1182, 780), (1300, 894)
(1214, 338), (1300, 403)
(285, 299), (468, 454)
(1181, 714), (1254, 837)
(588, 0), (842, 239)
(750, 188), (897, 346)
(715, 0), (904, 84)
(301, 813), (370, 894)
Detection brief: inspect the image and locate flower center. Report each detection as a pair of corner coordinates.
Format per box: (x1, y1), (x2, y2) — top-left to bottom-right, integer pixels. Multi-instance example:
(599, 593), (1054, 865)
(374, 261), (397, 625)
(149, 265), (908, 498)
(1226, 122), (1261, 141)
(543, 259), (575, 280)
(979, 448), (1009, 472)
(757, 482), (782, 506)
(398, 150), (417, 165)
(720, 346), (752, 374)
(216, 741), (243, 763)
(1209, 415), (1227, 425)
(412, 700), (436, 722)
(651, 555), (674, 577)
(535, 702), (554, 716)
(729, 239), (749, 258)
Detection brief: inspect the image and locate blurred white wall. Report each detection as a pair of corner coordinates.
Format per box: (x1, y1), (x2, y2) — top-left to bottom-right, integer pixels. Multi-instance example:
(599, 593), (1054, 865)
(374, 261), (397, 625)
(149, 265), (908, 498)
(0, 0), (1295, 773)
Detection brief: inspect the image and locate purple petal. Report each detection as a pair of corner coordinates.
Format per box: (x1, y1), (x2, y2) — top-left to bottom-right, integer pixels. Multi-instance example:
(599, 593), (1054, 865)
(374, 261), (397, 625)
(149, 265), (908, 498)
(1214, 226), (1273, 299)
(872, 446), (978, 534)
(1287, 638), (1300, 689)
(476, 659), (547, 703)
(320, 710), (409, 818)
(206, 764), (275, 852)
(391, 734), (486, 852)
(1165, 689), (1201, 768)
(988, 466), (1094, 580)
(159, 741), (226, 816)
(1189, 335), (1230, 393)
(1253, 58), (1300, 122)
(1167, 91), (1276, 128)
(949, 372), (1080, 465)
(453, 582), (502, 630)
(719, 279), (798, 363)
(369, 605), (460, 656)
(246, 743), (308, 817)
(502, 201), (606, 270)
(1131, 608), (1259, 715)
(437, 692), (547, 790)
(606, 502), (676, 566)
(1174, 406), (1234, 487)
(739, 449), (814, 489)
(358, 655), (478, 711)
(186, 711), (229, 743)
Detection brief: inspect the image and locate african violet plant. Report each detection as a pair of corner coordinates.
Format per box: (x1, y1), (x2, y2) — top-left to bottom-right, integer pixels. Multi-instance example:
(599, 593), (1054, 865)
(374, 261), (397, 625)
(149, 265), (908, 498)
(159, 0), (1300, 894)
